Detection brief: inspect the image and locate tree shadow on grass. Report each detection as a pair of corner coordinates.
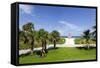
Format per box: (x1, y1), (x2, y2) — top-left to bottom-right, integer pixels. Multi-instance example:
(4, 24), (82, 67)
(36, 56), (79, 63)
(76, 46), (96, 50)
(19, 47), (59, 58)
(34, 47), (59, 57)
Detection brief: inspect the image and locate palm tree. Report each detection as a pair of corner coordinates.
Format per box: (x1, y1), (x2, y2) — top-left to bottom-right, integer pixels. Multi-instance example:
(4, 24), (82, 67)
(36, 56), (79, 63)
(38, 29), (48, 56)
(22, 22), (35, 54)
(50, 30), (60, 49)
(82, 29), (91, 49)
(19, 30), (25, 41)
(23, 23), (34, 32)
(43, 31), (48, 51)
(92, 25), (96, 38)
(38, 29), (46, 49)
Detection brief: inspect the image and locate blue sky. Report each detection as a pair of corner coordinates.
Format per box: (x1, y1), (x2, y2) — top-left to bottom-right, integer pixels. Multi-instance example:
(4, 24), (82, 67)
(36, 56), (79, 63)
(19, 4), (96, 36)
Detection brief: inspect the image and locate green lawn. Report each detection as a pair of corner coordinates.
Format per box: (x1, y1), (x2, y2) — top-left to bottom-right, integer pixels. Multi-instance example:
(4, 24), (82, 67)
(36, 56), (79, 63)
(19, 47), (96, 64)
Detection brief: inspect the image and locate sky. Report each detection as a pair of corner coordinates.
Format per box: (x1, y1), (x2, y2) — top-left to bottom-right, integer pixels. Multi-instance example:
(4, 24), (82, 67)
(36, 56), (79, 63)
(19, 4), (96, 36)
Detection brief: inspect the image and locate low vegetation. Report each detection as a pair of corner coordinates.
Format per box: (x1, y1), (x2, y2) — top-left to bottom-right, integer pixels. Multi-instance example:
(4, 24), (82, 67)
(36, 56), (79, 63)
(75, 38), (96, 44)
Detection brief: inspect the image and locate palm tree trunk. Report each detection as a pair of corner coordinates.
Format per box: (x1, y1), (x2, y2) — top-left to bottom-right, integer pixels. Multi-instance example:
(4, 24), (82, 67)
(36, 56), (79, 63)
(24, 36), (28, 44)
(30, 37), (34, 55)
(44, 40), (47, 50)
(85, 39), (90, 50)
(41, 40), (45, 57)
(44, 40), (48, 53)
(54, 40), (56, 48)
(42, 40), (44, 49)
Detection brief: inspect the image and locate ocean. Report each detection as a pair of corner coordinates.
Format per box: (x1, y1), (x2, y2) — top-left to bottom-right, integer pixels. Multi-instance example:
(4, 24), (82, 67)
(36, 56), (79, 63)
(60, 36), (81, 38)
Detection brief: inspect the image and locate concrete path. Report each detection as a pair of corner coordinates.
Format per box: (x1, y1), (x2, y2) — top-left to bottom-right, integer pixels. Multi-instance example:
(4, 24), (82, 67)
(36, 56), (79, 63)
(64, 38), (75, 45)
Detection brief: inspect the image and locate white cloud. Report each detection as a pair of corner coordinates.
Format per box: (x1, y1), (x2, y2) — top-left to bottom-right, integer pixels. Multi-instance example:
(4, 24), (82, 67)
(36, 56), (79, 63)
(57, 30), (63, 34)
(19, 4), (34, 16)
(58, 29), (66, 36)
(58, 20), (88, 36)
(59, 21), (83, 31)
(35, 24), (42, 30)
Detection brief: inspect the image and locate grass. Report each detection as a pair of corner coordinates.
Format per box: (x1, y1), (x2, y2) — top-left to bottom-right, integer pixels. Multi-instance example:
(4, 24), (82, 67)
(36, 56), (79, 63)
(19, 47), (96, 64)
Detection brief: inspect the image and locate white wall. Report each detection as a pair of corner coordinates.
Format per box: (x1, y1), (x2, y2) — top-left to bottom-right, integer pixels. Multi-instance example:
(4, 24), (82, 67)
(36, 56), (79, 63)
(0, 0), (99, 68)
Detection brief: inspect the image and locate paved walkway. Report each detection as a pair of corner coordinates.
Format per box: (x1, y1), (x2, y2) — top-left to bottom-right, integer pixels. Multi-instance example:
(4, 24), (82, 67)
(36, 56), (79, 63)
(19, 38), (96, 55)
(65, 38), (75, 45)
